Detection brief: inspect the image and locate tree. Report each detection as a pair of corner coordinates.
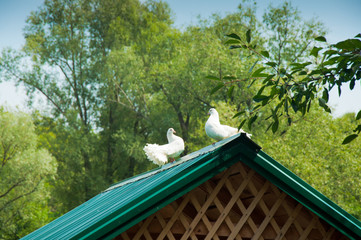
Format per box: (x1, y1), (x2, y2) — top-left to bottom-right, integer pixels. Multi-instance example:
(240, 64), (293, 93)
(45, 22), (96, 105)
(0, 108), (56, 239)
(257, 107), (361, 220)
(0, 0), (175, 209)
(215, 2), (361, 143)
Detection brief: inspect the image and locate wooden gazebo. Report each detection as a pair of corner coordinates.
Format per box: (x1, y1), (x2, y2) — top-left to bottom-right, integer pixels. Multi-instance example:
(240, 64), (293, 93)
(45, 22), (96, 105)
(23, 134), (361, 240)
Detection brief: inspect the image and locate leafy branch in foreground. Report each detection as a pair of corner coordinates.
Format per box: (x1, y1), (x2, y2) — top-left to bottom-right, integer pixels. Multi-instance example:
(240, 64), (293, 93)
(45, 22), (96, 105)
(209, 30), (361, 144)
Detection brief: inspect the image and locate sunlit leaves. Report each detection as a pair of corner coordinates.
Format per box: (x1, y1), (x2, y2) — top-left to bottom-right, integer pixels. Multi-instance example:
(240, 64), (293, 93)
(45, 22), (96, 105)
(222, 29), (361, 144)
(0, 110), (56, 238)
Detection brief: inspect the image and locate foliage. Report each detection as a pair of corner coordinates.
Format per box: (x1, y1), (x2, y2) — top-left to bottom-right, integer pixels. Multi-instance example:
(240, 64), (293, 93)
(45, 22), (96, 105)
(257, 108), (361, 219)
(212, 3), (361, 143)
(0, 108), (56, 239)
(225, 31), (361, 143)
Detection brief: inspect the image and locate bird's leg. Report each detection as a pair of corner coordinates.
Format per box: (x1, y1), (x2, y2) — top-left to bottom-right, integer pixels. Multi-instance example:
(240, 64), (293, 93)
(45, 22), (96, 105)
(170, 158), (175, 163)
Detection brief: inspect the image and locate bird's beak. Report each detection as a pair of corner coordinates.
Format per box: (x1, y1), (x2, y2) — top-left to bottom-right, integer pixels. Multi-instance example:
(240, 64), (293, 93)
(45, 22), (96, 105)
(173, 129), (176, 133)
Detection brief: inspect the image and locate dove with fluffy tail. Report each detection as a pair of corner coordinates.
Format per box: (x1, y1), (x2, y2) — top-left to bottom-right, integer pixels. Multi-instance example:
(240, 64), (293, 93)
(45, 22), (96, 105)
(205, 108), (252, 141)
(143, 128), (185, 166)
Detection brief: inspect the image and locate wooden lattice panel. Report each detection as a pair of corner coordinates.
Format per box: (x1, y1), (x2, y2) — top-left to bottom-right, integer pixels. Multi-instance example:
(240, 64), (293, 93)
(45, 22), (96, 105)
(115, 162), (348, 240)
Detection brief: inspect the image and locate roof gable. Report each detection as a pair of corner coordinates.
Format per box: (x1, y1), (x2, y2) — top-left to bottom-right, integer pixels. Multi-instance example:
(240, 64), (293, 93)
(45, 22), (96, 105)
(22, 133), (361, 240)
(120, 161), (348, 239)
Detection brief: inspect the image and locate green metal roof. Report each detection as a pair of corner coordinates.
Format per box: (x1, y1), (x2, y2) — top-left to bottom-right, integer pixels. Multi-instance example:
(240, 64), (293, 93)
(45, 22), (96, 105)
(22, 133), (361, 240)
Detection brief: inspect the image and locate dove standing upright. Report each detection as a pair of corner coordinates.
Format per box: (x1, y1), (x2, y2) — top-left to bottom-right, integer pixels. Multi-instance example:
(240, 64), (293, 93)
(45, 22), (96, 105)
(205, 108), (251, 141)
(143, 128), (185, 166)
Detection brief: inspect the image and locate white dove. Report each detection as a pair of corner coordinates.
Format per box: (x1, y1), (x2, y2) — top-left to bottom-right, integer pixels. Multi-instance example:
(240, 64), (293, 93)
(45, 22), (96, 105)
(143, 128), (185, 166)
(205, 108), (251, 141)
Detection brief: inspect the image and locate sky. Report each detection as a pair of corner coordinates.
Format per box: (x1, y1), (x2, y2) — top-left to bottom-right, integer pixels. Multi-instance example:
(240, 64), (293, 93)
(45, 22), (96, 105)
(0, 0), (360, 117)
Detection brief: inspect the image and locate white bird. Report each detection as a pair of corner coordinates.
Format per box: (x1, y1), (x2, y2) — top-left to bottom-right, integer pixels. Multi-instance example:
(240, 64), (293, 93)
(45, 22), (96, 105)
(143, 128), (185, 166)
(205, 108), (251, 141)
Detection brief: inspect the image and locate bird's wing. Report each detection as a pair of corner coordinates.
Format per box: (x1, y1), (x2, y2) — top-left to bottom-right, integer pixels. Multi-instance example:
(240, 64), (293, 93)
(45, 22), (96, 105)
(167, 138), (185, 158)
(221, 124), (238, 137)
(205, 119), (227, 141)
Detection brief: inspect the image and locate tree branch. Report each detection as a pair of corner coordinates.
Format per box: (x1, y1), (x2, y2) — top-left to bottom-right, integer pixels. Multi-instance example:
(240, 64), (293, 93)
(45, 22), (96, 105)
(0, 179), (42, 212)
(1, 63), (66, 115)
(0, 180), (24, 199)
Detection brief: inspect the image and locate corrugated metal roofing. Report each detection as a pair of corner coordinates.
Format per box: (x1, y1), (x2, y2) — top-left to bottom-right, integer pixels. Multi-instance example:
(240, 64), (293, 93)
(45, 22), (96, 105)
(22, 133), (361, 240)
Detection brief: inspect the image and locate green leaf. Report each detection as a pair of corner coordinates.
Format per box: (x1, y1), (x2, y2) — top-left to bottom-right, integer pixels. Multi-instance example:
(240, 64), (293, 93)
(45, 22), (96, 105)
(223, 75), (237, 80)
(206, 75), (220, 81)
(238, 119), (247, 130)
(315, 36), (327, 42)
(291, 100), (298, 113)
(342, 134), (358, 144)
(260, 50), (269, 58)
(355, 124), (361, 134)
(210, 83), (224, 95)
(253, 95), (269, 102)
(248, 60), (259, 73)
(248, 114), (258, 130)
(356, 110), (361, 120)
(227, 85), (235, 98)
(322, 89), (329, 102)
(310, 46), (322, 57)
(246, 29), (251, 43)
(265, 62), (277, 67)
(256, 85), (266, 96)
(229, 45), (242, 49)
(335, 39), (361, 51)
(251, 67), (266, 77)
(299, 70), (308, 75)
(252, 104), (261, 111)
(350, 78), (355, 90)
(323, 49), (338, 56)
(226, 33), (242, 41)
(263, 74), (275, 83)
(355, 33), (361, 38)
(318, 98), (331, 113)
(272, 117), (279, 133)
(265, 122), (273, 132)
(233, 111), (245, 119)
(247, 78), (257, 88)
(279, 68), (287, 77)
(224, 39), (241, 45)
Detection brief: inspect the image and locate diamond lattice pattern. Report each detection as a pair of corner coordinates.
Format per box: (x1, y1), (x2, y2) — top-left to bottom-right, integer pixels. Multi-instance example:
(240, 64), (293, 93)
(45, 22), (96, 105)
(116, 162), (348, 240)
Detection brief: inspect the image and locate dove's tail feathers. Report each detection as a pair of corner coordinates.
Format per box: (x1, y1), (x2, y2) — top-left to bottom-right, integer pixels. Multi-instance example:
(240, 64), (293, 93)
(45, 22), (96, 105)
(143, 144), (168, 166)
